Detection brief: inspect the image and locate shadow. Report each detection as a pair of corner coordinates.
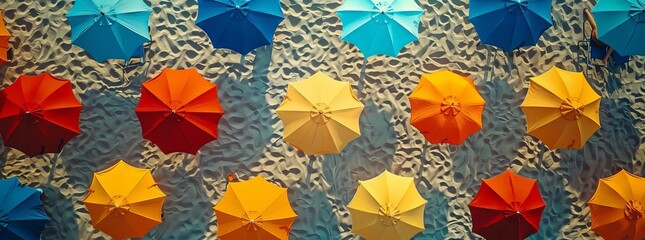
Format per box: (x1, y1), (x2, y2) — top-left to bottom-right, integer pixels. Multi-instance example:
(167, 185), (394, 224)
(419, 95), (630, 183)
(412, 185), (450, 239)
(148, 166), (212, 239)
(196, 45), (275, 178)
(459, 75), (526, 165)
(0, 147), (8, 179)
(289, 166), (343, 239)
(321, 100), (398, 204)
(40, 184), (80, 240)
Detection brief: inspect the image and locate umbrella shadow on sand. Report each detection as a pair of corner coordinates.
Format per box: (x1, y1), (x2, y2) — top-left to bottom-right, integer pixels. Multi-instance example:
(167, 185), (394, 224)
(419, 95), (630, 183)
(148, 167), (213, 239)
(39, 184), (80, 240)
(197, 46), (276, 172)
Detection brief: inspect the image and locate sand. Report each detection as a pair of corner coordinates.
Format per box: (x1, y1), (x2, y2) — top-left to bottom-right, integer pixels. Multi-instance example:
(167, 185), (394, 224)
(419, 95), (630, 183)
(0, 0), (644, 239)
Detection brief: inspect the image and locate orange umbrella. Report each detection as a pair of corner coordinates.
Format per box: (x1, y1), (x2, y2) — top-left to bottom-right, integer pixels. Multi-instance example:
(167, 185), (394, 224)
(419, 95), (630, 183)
(0, 73), (83, 157)
(84, 160), (166, 240)
(0, 11), (10, 64)
(214, 176), (297, 240)
(135, 68), (225, 154)
(409, 70), (486, 144)
(588, 169), (645, 240)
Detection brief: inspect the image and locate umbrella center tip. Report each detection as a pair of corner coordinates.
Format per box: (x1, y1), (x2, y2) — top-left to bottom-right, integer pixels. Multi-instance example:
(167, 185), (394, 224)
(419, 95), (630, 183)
(310, 103), (332, 124)
(505, 0), (528, 14)
(560, 98), (585, 121)
(378, 204), (401, 226)
(440, 96), (462, 117)
(108, 195), (131, 215)
(624, 200), (643, 220)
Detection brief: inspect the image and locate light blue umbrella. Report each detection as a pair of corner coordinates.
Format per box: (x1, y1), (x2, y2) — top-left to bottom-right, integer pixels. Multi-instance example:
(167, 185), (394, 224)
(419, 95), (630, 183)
(469, 0), (552, 52)
(67, 0), (152, 62)
(196, 0), (284, 55)
(592, 0), (645, 56)
(0, 177), (49, 240)
(337, 0), (424, 58)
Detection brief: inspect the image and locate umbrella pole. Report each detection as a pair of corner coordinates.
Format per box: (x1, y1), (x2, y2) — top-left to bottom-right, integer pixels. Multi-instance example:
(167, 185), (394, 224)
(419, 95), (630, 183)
(47, 152), (60, 185)
(483, 48), (493, 82)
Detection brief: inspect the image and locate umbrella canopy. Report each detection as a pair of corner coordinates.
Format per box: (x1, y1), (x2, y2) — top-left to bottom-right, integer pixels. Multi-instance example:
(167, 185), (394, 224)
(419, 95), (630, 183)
(0, 11), (10, 64)
(276, 72), (364, 155)
(588, 169), (645, 240)
(469, 0), (553, 52)
(347, 170), (426, 240)
(214, 176), (297, 240)
(337, 0), (424, 58)
(592, 0), (645, 56)
(84, 160), (166, 240)
(468, 170), (546, 240)
(0, 177), (49, 240)
(520, 66), (601, 149)
(409, 70), (485, 145)
(66, 0), (152, 62)
(0, 73), (83, 157)
(196, 0), (284, 55)
(135, 68), (225, 154)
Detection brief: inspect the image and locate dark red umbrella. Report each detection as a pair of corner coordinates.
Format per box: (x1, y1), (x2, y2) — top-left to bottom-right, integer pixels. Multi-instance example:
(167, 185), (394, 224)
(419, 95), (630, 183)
(135, 68), (224, 154)
(468, 170), (546, 240)
(0, 73), (83, 156)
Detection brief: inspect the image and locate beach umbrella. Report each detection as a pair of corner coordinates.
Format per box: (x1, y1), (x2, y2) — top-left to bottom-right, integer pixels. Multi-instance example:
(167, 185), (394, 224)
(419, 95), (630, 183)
(84, 160), (166, 240)
(0, 73), (83, 157)
(66, 0), (152, 62)
(592, 0), (645, 56)
(337, 0), (424, 58)
(135, 68), (225, 154)
(0, 177), (49, 240)
(214, 176), (297, 240)
(347, 170), (426, 240)
(276, 72), (364, 155)
(520, 66), (601, 149)
(468, 170), (546, 240)
(409, 70), (485, 145)
(0, 11), (10, 64)
(469, 0), (553, 52)
(196, 0), (284, 55)
(588, 169), (645, 240)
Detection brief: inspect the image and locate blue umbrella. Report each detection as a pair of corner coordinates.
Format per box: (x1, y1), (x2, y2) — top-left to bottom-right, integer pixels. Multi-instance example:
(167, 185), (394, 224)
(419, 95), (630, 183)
(592, 0), (645, 56)
(0, 177), (49, 240)
(67, 0), (152, 62)
(337, 0), (424, 58)
(196, 0), (285, 55)
(469, 0), (552, 52)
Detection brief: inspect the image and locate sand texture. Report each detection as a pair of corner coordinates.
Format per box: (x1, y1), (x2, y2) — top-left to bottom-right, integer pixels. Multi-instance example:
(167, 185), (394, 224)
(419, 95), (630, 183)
(1, 0), (644, 239)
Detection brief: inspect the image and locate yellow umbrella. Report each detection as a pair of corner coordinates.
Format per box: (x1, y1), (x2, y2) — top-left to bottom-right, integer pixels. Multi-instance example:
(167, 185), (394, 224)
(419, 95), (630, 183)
(214, 176), (297, 240)
(348, 170), (426, 240)
(520, 66), (601, 149)
(276, 72), (364, 154)
(83, 160), (166, 240)
(588, 169), (645, 240)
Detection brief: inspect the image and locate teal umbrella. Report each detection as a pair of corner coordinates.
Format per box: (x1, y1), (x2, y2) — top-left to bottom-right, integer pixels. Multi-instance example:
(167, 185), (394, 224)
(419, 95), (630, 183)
(67, 0), (152, 62)
(337, 0), (424, 58)
(592, 0), (645, 56)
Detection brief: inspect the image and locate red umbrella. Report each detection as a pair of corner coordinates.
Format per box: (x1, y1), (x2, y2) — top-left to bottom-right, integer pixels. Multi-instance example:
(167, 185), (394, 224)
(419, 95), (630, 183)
(468, 170), (546, 240)
(0, 73), (83, 156)
(135, 68), (224, 154)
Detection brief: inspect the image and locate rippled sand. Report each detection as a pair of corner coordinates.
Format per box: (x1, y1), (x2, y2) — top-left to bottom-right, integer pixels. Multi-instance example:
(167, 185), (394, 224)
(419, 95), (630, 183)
(0, 0), (644, 239)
